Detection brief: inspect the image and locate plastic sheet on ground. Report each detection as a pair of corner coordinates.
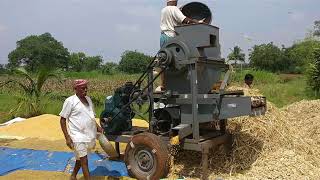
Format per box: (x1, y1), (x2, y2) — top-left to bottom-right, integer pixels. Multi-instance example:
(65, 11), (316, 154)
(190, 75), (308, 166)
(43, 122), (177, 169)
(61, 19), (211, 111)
(0, 147), (128, 177)
(0, 117), (26, 127)
(0, 147), (73, 175)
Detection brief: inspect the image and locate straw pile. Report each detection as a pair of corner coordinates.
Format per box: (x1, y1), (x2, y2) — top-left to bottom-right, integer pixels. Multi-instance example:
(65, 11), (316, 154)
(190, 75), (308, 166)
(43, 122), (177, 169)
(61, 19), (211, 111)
(169, 86), (320, 179)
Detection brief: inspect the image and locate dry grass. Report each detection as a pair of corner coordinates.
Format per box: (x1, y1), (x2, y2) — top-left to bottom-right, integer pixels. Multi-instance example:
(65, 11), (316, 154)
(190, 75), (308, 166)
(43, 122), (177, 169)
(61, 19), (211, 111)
(169, 86), (320, 180)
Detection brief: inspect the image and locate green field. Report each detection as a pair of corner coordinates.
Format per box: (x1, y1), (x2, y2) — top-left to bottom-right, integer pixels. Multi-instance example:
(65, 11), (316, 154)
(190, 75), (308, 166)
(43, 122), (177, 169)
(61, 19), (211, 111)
(0, 70), (318, 123)
(231, 70), (316, 107)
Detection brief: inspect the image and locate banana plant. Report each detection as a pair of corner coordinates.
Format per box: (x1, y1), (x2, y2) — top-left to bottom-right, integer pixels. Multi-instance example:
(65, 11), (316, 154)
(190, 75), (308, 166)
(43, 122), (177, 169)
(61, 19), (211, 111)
(0, 67), (62, 118)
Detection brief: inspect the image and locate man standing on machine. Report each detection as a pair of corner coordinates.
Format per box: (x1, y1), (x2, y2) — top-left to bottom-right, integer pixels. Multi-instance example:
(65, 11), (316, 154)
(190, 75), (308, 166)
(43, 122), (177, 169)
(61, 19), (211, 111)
(156, 0), (201, 91)
(160, 0), (201, 47)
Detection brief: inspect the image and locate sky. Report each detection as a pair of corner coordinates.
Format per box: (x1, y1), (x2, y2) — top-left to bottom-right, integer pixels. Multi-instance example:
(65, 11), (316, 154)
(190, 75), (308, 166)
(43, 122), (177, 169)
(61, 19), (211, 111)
(0, 0), (319, 64)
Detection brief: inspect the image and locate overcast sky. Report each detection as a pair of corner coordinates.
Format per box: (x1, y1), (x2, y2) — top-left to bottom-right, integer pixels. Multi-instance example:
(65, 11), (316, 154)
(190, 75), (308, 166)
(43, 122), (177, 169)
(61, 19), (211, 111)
(0, 0), (319, 64)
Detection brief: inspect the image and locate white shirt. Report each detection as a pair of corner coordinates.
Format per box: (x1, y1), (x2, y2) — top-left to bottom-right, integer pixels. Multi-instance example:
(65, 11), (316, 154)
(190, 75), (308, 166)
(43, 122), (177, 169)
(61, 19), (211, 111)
(59, 95), (97, 143)
(160, 6), (186, 37)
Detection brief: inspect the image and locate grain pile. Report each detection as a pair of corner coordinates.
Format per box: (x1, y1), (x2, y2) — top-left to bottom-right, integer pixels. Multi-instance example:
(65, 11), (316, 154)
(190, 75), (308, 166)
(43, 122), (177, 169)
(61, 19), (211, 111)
(0, 115), (148, 152)
(0, 114), (65, 141)
(170, 86), (320, 180)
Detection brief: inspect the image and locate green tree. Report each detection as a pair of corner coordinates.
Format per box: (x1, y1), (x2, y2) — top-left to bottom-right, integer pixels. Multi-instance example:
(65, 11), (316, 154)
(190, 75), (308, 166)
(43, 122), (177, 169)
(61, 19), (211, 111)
(313, 20), (320, 37)
(249, 42), (290, 72)
(83, 56), (103, 71)
(119, 50), (152, 74)
(227, 46), (245, 66)
(306, 48), (320, 96)
(0, 64), (7, 74)
(286, 39), (320, 72)
(69, 53), (103, 72)
(101, 62), (118, 75)
(1, 67), (61, 117)
(69, 52), (86, 72)
(8, 33), (70, 71)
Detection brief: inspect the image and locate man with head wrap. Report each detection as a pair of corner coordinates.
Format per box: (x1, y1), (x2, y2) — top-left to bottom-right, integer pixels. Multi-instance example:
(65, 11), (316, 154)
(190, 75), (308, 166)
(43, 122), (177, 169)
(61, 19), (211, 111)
(60, 79), (103, 180)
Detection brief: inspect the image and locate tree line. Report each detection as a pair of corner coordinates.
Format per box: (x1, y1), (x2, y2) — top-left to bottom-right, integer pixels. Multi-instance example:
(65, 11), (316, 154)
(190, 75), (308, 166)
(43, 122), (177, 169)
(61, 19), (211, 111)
(226, 21), (320, 94)
(2, 20), (319, 75)
(228, 21), (320, 73)
(1, 21), (319, 94)
(1, 32), (153, 75)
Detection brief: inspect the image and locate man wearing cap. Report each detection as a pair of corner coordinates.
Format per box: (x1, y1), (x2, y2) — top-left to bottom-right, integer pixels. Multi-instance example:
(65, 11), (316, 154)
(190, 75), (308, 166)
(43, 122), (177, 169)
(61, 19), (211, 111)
(60, 79), (103, 180)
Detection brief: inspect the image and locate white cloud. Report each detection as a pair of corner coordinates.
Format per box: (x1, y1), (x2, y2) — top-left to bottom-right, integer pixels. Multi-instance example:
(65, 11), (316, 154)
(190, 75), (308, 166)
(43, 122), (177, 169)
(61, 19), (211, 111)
(114, 24), (141, 33)
(118, 0), (150, 3)
(289, 12), (305, 22)
(241, 33), (254, 42)
(125, 5), (158, 18)
(0, 24), (7, 32)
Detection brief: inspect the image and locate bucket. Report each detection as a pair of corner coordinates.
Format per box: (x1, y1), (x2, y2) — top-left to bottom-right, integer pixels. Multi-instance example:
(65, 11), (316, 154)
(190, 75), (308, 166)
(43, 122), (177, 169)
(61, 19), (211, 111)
(181, 2), (212, 24)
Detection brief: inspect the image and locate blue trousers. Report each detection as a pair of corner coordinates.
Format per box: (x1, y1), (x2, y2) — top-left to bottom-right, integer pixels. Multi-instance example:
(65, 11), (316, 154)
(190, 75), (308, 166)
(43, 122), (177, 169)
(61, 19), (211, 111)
(160, 33), (170, 48)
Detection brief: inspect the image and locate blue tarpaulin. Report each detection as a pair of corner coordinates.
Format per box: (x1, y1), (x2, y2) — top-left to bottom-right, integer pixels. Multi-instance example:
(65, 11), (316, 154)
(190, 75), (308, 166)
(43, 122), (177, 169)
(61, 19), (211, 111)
(0, 147), (128, 177)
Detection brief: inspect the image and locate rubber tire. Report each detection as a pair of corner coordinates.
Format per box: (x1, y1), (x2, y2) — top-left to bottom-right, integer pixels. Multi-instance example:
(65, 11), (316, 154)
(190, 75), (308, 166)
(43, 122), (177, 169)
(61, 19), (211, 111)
(124, 132), (169, 180)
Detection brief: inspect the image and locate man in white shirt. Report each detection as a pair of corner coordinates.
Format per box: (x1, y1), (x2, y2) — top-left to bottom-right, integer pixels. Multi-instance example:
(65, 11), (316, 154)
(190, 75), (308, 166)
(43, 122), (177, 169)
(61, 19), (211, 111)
(60, 79), (103, 180)
(160, 0), (200, 47)
(157, 0), (200, 91)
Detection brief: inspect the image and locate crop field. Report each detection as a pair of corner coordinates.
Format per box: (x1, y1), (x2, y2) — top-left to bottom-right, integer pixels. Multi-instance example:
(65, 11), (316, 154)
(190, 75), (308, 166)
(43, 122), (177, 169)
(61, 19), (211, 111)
(0, 72), (140, 123)
(0, 70), (316, 123)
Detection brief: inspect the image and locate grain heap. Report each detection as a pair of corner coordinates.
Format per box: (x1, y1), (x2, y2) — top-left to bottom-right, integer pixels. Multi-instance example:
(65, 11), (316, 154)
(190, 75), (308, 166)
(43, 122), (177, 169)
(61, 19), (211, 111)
(169, 86), (320, 179)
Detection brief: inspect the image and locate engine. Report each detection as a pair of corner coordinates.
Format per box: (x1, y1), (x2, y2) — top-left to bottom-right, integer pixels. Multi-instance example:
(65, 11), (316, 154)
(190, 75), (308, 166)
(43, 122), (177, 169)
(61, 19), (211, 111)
(100, 82), (135, 135)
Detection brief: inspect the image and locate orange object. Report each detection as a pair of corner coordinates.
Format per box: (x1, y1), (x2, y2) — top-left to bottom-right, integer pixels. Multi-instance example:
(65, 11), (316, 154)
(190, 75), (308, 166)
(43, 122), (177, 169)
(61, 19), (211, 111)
(211, 80), (223, 91)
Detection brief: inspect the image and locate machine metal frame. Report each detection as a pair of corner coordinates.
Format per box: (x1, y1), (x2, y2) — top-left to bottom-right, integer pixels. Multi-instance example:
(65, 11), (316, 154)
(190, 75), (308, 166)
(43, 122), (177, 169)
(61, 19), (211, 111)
(104, 23), (266, 180)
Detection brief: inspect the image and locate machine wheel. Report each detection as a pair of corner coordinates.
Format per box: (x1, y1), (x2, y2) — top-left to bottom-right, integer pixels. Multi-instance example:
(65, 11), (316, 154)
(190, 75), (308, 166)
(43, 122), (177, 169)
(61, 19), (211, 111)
(124, 132), (169, 180)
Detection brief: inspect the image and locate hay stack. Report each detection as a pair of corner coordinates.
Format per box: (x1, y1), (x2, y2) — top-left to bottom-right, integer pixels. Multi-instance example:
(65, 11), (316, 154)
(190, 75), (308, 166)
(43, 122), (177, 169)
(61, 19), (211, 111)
(282, 100), (320, 168)
(169, 86), (320, 179)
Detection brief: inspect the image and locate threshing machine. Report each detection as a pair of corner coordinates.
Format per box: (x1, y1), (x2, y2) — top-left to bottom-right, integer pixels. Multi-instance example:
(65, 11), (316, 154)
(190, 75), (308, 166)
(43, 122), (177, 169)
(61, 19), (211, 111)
(100, 2), (266, 180)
